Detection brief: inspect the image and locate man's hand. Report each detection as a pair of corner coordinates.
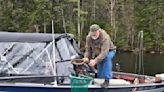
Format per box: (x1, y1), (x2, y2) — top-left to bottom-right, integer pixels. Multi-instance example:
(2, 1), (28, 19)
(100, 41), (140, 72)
(89, 59), (97, 67)
(82, 57), (89, 63)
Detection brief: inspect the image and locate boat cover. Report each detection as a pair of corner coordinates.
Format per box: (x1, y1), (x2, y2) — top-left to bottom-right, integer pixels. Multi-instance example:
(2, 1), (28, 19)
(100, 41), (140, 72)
(0, 32), (81, 79)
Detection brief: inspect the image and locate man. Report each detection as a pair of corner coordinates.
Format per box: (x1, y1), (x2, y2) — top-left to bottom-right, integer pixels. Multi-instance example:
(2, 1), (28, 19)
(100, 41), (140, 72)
(83, 24), (116, 88)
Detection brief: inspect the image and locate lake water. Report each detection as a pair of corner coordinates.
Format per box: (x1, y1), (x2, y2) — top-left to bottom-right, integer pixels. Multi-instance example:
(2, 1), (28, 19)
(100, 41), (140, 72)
(113, 52), (164, 76)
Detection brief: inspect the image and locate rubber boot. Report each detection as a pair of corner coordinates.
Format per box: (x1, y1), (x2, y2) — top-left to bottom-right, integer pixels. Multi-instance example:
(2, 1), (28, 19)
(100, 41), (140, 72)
(101, 80), (109, 88)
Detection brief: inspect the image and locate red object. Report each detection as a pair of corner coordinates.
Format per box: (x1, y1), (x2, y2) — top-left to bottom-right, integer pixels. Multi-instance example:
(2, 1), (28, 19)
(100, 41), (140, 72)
(113, 75), (135, 83)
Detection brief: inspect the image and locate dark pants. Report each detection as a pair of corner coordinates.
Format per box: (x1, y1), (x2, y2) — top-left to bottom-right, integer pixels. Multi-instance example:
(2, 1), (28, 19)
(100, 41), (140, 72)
(97, 51), (116, 80)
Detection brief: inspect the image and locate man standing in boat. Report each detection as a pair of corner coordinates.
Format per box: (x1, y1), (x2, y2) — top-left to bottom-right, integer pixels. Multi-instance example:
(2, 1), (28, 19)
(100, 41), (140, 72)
(83, 24), (116, 88)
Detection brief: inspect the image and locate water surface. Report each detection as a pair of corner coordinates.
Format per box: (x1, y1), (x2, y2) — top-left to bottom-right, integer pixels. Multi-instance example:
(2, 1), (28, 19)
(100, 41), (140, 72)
(113, 52), (164, 76)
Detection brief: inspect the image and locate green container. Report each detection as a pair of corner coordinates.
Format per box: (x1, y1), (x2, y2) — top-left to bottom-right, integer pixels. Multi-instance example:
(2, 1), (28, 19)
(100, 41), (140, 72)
(69, 74), (93, 92)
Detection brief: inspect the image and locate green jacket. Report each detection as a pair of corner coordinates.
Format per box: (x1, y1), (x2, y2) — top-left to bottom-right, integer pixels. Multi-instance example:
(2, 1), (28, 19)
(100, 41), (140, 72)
(84, 29), (116, 63)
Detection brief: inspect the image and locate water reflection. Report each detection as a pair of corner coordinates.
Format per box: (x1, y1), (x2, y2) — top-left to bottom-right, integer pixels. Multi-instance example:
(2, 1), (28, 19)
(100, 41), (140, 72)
(113, 52), (164, 76)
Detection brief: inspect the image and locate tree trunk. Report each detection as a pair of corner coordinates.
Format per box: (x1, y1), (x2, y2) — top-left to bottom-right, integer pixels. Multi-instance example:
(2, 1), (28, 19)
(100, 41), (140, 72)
(129, 2), (135, 50)
(123, 1), (135, 50)
(93, 0), (96, 21)
(61, 8), (67, 33)
(77, 0), (81, 47)
(110, 0), (116, 41)
(34, 24), (40, 33)
(44, 23), (47, 33)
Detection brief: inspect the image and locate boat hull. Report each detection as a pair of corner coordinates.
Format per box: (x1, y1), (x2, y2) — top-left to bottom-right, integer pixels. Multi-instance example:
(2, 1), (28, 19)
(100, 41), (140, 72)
(0, 83), (164, 92)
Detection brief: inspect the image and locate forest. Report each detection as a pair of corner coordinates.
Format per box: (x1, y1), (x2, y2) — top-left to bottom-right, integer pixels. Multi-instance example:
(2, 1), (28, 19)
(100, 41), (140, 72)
(0, 0), (163, 53)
